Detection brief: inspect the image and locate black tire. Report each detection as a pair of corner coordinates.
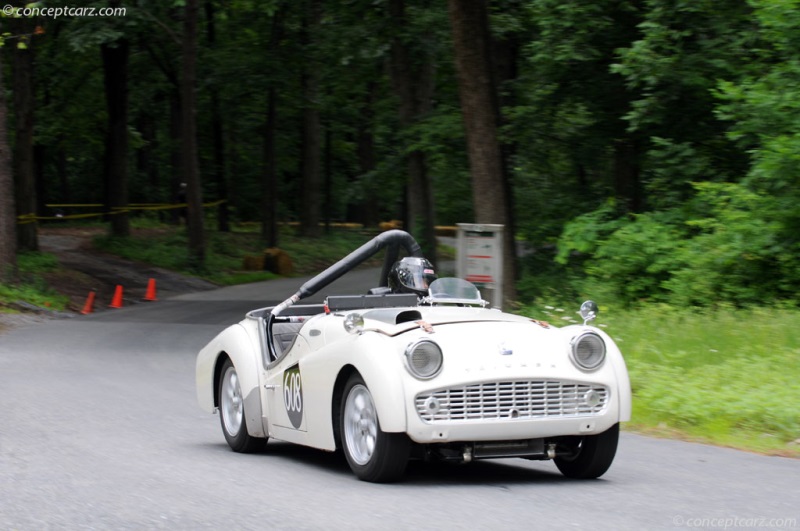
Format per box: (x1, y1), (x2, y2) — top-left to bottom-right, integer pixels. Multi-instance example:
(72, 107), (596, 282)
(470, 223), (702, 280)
(340, 373), (411, 482)
(218, 358), (266, 453)
(554, 423), (619, 479)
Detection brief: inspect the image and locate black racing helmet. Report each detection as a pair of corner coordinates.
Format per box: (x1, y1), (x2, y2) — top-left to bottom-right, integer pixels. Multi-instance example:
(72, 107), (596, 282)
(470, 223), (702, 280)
(388, 257), (437, 297)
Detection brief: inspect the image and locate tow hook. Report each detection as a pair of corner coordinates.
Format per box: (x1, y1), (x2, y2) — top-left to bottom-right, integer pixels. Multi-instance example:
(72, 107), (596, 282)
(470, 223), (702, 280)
(547, 443), (556, 459)
(462, 445), (473, 463)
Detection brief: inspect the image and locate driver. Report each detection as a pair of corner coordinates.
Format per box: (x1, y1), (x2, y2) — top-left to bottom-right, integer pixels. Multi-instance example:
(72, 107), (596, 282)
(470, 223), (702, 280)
(388, 256), (437, 298)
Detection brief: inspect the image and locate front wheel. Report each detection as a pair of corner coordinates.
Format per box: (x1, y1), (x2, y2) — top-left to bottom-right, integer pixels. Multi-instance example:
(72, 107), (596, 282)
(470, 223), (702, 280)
(340, 374), (410, 482)
(218, 358), (266, 453)
(554, 423), (619, 479)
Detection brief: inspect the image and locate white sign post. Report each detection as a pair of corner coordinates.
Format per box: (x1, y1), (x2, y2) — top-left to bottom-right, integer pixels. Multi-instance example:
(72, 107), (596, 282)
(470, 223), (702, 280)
(456, 223), (504, 309)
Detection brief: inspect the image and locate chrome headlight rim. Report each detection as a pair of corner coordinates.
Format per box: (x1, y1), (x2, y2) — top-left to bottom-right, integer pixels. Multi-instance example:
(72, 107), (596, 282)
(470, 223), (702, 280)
(404, 338), (443, 380)
(569, 331), (606, 372)
(343, 312), (365, 334)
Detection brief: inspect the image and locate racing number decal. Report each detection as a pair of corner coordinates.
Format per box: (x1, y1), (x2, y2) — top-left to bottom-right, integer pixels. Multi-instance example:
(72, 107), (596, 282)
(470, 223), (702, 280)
(283, 365), (303, 429)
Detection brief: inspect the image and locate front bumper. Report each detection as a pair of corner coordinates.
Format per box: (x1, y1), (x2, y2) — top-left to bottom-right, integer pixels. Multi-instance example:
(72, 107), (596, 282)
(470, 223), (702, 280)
(404, 377), (622, 444)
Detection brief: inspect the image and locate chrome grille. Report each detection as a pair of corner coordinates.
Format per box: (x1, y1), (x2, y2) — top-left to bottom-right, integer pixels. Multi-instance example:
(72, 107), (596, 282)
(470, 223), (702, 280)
(415, 380), (609, 422)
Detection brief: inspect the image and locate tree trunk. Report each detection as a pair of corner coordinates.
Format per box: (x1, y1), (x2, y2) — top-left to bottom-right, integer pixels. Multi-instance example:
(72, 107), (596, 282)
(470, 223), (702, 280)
(182, 0), (205, 267)
(388, 0), (437, 264)
(136, 112), (159, 203)
(613, 139), (642, 213)
(13, 19), (37, 251)
(101, 37), (130, 238)
(355, 82), (379, 228)
(56, 136), (70, 204)
(262, 86), (279, 247)
(204, 0), (229, 232)
(493, 29), (521, 287)
(261, 8), (284, 247)
(210, 91), (229, 232)
(448, 0), (517, 305)
(34, 144), (45, 214)
(299, 0), (322, 238)
(169, 91), (182, 225)
(0, 47), (17, 283)
(324, 126), (332, 232)
(300, 80), (321, 237)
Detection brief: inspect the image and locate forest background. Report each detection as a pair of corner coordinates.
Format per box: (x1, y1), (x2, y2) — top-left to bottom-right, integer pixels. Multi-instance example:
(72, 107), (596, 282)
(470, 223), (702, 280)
(3, 0), (800, 307)
(0, 1), (799, 454)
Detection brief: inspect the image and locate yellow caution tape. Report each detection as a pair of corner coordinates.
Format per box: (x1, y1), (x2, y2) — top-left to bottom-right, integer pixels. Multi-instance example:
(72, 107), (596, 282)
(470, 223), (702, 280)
(44, 203), (105, 208)
(18, 200), (227, 222)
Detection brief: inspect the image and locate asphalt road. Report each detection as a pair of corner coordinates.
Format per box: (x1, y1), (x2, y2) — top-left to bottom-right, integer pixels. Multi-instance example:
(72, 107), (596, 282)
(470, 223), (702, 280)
(1, 269), (798, 530)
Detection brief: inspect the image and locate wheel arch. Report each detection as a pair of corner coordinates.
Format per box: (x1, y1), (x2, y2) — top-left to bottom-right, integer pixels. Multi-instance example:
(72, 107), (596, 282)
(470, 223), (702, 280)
(196, 322), (266, 439)
(331, 357), (407, 441)
(331, 364), (358, 450)
(224, 348), (266, 439)
(212, 352), (231, 409)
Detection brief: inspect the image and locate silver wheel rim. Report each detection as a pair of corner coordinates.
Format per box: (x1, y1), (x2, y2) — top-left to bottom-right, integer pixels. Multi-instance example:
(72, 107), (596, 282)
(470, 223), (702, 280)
(343, 384), (378, 466)
(221, 366), (244, 436)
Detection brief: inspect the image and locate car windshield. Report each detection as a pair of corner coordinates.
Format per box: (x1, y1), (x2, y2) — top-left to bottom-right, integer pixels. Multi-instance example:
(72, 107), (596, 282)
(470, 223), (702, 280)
(426, 278), (485, 305)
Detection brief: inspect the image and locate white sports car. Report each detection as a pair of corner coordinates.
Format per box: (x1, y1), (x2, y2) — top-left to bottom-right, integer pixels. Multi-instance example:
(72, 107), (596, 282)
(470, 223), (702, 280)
(196, 230), (631, 482)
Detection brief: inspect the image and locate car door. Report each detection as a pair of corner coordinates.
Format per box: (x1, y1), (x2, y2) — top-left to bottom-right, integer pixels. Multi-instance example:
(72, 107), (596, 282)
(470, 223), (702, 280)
(264, 334), (310, 444)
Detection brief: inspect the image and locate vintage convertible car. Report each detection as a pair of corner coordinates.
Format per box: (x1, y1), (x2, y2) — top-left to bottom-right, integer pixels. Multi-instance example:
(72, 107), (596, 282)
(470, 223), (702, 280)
(196, 230), (631, 482)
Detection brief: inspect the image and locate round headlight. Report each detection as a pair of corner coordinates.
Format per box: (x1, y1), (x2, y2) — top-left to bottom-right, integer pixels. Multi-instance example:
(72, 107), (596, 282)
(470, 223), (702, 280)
(570, 332), (606, 371)
(404, 339), (443, 379)
(343, 313), (365, 334)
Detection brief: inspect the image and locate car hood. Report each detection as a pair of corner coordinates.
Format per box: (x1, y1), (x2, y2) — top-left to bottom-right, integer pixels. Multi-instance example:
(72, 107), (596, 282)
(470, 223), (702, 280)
(361, 308), (574, 376)
(360, 306), (550, 336)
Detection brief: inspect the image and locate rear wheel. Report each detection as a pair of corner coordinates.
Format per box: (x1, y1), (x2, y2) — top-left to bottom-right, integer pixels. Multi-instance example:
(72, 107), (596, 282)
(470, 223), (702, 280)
(219, 358), (265, 453)
(554, 423), (619, 479)
(340, 374), (410, 482)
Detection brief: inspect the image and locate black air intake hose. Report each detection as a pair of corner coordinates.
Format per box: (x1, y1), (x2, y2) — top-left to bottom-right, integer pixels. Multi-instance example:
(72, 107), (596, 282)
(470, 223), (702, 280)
(266, 230), (422, 361)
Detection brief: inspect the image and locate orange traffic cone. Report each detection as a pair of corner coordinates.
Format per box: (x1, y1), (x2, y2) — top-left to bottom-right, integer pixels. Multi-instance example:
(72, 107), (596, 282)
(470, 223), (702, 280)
(143, 278), (157, 301)
(110, 285), (124, 308)
(80, 290), (96, 315)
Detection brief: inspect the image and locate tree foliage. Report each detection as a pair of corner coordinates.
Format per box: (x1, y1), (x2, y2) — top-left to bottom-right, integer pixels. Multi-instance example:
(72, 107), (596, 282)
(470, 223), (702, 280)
(547, 0), (800, 306)
(3, 0), (800, 306)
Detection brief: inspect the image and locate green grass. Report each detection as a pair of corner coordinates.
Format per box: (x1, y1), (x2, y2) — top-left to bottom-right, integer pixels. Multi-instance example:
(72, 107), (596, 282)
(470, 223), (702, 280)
(523, 302), (800, 456)
(0, 252), (70, 311)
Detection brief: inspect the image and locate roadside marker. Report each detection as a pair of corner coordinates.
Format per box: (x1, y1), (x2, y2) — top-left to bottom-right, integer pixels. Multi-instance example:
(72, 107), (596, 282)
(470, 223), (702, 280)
(144, 278), (158, 301)
(80, 290), (96, 314)
(110, 285), (124, 308)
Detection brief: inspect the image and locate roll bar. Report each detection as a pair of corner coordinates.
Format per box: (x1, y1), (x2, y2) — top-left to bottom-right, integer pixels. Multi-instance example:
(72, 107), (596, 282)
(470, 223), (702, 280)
(266, 230), (422, 360)
(270, 230), (421, 316)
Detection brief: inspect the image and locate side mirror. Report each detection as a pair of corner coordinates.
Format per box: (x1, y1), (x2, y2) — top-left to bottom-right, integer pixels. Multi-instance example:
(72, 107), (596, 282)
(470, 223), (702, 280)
(579, 300), (599, 325)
